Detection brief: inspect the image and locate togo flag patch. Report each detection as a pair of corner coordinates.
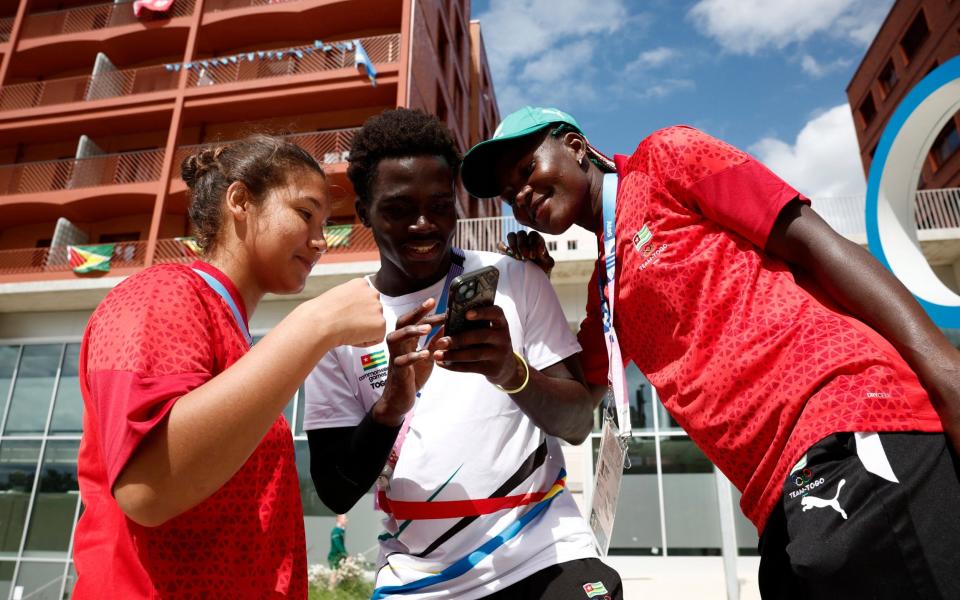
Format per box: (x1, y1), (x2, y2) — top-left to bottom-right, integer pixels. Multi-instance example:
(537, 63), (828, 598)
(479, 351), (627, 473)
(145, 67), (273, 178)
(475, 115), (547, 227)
(632, 225), (652, 253)
(583, 581), (609, 598)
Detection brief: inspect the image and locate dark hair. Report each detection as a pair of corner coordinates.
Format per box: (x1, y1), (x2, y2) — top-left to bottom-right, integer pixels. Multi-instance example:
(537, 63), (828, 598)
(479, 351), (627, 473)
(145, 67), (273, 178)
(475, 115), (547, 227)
(181, 134), (324, 251)
(548, 123), (616, 173)
(347, 109), (461, 204)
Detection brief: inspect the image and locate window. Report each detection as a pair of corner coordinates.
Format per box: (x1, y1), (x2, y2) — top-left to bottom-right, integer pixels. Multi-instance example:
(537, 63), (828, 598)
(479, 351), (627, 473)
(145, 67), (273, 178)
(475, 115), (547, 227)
(878, 59), (898, 97)
(930, 119), (960, 170)
(859, 93), (877, 128)
(566, 239), (578, 251)
(547, 240), (558, 252)
(437, 24), (448, 74)
(435, 83), (448, 125)
(900, 10), (929, 63)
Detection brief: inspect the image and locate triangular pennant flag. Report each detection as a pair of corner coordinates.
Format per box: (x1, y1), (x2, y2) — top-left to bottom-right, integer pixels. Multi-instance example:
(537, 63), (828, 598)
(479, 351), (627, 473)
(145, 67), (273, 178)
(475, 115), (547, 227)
(247, 52), (254, 61)
(294, 50), (303, 59)
(185, 62), (194, 70)
(258, 51), (266, 59)
(68, 244), (115, 274)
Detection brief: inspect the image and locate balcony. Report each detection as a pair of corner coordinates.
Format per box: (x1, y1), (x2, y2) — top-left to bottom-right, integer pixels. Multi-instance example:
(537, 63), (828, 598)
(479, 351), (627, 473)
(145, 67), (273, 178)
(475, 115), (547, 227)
(0, 64), (178, 111)
(173, 127), (358, 173)
(0, 225), (380, 278)
(0, 148), (165, 196)
(184, 34), (400, 88)
(20, 0), (195, 39)
(204, 0), (301, 11)
(815, 188), (960, 237)
(0, 16), (12, 43)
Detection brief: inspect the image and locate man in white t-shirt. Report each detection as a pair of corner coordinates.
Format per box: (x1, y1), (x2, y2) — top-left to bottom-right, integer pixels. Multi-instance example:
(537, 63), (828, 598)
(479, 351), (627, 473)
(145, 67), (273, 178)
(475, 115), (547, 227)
(303, 109), (622, 599)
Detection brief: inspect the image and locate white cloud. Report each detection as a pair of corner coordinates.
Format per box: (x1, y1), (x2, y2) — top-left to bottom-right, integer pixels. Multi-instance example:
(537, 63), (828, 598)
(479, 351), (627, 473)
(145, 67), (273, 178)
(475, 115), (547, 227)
(640, 78), (695, 99)
(478, 0), (627, 76)
(750, 104), (866, 198)
(687, 0), (893, 55)
(475, 0), (630, 113)
(799, 54), (852, 78)
(627, 47), (678, 71)
(519, 40), (595, 85)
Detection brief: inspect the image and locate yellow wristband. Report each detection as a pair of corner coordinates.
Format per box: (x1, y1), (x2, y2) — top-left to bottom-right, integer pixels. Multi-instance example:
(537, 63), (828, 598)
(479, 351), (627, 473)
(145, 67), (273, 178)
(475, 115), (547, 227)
(495, 351), (530, 394)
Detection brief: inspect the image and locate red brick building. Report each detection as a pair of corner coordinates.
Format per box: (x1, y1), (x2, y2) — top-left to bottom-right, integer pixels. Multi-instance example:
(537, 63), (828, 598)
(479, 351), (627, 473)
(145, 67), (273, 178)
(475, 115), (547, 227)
(847, 0), (960, 189)
(0, 0), (499, 284)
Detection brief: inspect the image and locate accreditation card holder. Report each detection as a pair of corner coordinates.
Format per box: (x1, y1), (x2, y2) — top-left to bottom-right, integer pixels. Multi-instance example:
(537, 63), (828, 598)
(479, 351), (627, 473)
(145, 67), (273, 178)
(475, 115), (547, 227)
(589, 404), (629, 556)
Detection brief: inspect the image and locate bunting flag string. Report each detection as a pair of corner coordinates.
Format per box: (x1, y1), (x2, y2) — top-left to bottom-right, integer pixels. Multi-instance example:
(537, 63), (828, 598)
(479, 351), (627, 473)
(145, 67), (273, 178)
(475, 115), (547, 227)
(162, 38), (379, 85)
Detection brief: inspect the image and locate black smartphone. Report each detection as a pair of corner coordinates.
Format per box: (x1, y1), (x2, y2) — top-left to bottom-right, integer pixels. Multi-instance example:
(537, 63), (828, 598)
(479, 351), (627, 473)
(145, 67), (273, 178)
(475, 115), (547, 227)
(444, 266), (500, 336)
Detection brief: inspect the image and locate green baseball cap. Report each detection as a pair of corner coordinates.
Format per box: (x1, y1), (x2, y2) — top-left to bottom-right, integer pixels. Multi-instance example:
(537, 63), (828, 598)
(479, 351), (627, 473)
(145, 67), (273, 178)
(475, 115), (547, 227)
(461, 106), (583, 199)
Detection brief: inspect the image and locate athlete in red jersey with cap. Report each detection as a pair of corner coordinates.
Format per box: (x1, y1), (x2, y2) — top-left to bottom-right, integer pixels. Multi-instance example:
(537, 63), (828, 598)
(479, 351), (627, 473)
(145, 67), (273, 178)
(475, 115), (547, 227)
(461, 107), (960, 599)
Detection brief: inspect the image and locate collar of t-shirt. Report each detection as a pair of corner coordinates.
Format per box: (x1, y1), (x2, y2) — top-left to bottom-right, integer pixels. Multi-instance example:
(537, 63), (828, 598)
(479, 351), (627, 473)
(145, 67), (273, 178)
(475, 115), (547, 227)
(191, 260), (250, 328)
(364, 271), (449, 311)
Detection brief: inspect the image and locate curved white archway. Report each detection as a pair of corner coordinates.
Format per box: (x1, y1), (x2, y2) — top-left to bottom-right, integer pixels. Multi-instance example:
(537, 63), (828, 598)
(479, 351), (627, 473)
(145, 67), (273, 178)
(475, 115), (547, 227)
(866, 56), (960, 327)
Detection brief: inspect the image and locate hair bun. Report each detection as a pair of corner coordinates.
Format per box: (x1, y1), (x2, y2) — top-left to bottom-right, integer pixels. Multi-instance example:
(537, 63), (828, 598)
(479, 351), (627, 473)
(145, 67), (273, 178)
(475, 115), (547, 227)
(180, 146), (225, 189)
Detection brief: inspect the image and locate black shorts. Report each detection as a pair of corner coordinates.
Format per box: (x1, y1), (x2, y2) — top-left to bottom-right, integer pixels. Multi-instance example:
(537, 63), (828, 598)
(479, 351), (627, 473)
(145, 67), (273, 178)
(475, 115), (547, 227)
(759, 432), (960, 599)
(483, 557), (623, 600)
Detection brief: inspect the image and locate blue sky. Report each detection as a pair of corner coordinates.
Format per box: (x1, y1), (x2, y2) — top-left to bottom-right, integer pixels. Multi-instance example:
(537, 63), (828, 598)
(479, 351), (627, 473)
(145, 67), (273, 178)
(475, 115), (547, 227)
(470, 0), (896, 198)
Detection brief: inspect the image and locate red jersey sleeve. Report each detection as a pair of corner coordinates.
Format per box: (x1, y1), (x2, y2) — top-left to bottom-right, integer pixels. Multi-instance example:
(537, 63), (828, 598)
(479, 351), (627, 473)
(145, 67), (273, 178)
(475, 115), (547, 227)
(637, 126), (809, 249)
(577, 265), (609, 387)
(81, 267), (215, 489)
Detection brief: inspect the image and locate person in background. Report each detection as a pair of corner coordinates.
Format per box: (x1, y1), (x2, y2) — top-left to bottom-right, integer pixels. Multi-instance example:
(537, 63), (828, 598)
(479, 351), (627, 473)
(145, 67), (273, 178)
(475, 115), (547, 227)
(328, 513), (349, 570)
(461, 106), (960, 599)
(72, 134), (385, 598)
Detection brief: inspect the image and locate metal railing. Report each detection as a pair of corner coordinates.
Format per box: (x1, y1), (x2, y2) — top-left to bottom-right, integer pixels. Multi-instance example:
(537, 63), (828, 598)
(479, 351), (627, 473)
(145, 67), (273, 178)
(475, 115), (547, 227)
(0, 16), (13, 42)
(151, 226), (379, 266)
(7, 189), (959, 279)
(0, 64), (178, 111)
(454, 215), (527, 253)
(915, 188), (960, 230)
(21, 0), (195, 39)
(814, 188), (960, 235)
(173, 128), (358, 170)
(205, 0), (301, 11)
(185, 33), (400, 87)
(0, 148), (165, 195)
(0, 240), (147, 276)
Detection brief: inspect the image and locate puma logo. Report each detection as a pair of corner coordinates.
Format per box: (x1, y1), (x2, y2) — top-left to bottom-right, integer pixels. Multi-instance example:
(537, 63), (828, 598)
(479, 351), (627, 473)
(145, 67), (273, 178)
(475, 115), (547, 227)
(800, 479), (847, 519)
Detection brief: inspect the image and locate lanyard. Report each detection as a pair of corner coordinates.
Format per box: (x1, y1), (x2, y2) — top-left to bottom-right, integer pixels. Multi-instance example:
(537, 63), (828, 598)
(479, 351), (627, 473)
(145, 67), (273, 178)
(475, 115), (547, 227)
(598, 173), (631, 435)
(376, 248), (466, 509)
(192, 268), (253, 346)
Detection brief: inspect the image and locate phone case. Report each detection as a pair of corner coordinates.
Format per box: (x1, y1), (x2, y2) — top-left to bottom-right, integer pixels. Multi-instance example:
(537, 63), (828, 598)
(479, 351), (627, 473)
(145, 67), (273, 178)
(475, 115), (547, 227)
(445, 266), (500, 335)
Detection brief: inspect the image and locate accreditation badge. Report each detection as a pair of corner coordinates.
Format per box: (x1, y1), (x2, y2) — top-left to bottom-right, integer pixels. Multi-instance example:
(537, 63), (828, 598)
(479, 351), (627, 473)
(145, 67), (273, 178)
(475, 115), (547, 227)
(589, 410), (627, 556)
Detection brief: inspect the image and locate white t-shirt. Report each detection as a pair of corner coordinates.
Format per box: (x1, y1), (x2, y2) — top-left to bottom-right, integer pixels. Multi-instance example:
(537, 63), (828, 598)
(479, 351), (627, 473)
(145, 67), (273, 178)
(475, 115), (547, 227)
(304, 250), (596, 599)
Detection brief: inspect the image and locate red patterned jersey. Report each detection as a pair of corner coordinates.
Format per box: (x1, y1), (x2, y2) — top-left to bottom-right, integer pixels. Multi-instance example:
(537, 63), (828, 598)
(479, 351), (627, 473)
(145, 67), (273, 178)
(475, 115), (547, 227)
(579, 126), (942, 531)
(73, 261), (306, 598)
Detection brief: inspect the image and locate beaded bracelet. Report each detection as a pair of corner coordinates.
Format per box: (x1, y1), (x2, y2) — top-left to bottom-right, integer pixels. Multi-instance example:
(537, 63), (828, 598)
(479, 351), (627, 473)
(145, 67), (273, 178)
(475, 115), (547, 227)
(495, 351), (530, 394)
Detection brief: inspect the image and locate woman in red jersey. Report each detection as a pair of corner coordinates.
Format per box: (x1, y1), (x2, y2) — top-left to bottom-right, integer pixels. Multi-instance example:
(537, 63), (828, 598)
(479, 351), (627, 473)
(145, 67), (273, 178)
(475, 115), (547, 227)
(461, 107), (960, 599)
(72, 134), (385, 598)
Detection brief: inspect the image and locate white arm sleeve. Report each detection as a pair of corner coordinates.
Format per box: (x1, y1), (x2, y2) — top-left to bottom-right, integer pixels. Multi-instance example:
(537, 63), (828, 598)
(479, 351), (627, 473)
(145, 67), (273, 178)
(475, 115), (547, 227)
(302, 349), (367, 430)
